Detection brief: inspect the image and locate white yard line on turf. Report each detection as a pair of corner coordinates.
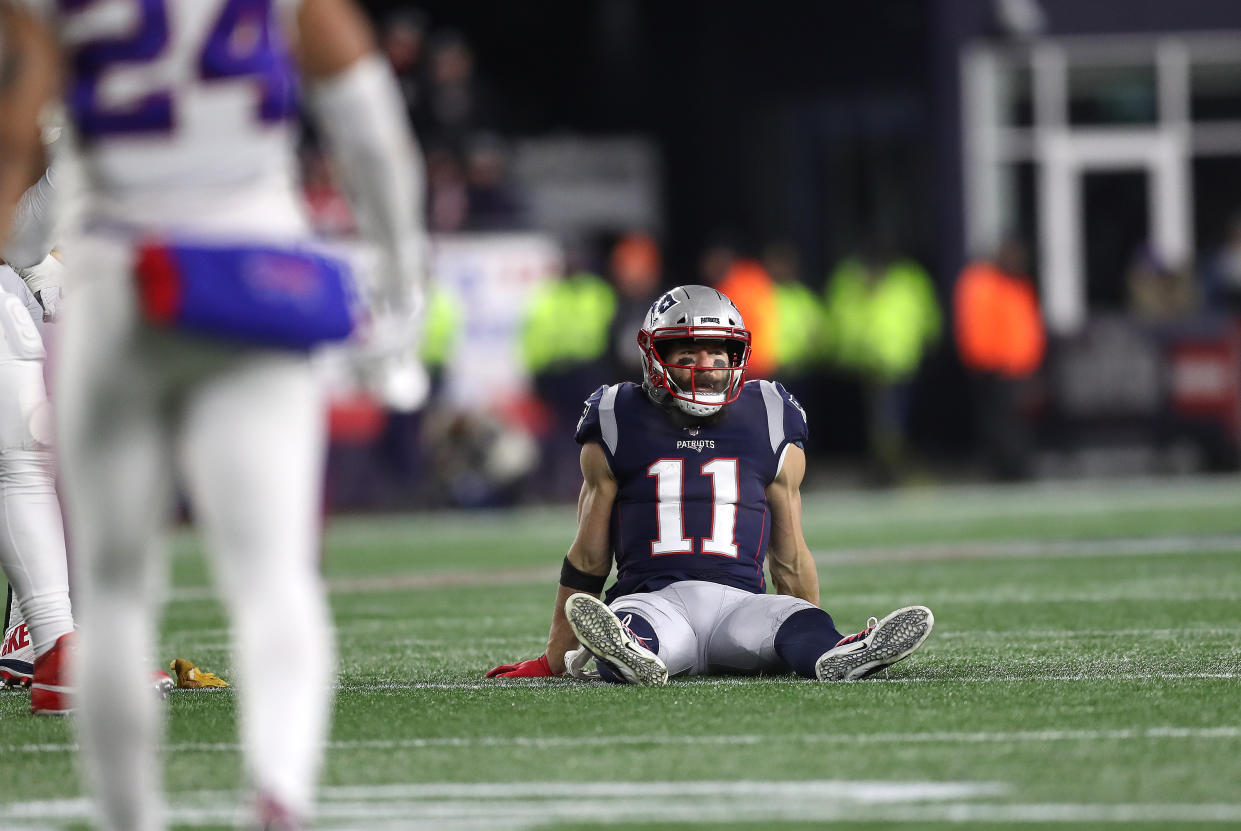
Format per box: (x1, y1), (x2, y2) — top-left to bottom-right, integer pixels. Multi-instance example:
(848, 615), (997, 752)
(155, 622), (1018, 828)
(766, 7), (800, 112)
(6, 725), (1240, 755)
(934, 627), (1241, 639)
(9, 782), (1241, 828)
(180, 628), (1241, 654)
(287, 670), (1241, 693)
(0, 780), (1006, 827)
(163, 532), (1241, 602)
(321, 780), (1008, 800)
(814, 534), (1241, 565)
(847, 589), (1241, 605)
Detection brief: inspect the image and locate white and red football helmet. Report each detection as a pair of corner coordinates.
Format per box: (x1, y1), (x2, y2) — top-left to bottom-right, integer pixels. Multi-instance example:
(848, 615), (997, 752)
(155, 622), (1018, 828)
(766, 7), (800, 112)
(637, 285), (751, 418)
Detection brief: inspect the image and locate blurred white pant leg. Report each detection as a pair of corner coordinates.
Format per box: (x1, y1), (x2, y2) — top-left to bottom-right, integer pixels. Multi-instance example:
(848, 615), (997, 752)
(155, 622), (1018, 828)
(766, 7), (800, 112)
(177, 351), (335, 818)
(0, 444), (72, 656)
(0, 278), (73, 655)
(54, 245), (175, 831)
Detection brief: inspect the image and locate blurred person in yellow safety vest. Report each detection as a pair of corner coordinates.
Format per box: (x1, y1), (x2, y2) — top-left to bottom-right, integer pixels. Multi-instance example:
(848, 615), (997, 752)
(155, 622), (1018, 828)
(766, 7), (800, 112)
(421, 284), (463, 378)
(522, 249), (617, 498)
(761, 242), (827, 445)
(763, 242), (826, 375)
(824, 241), (941, 482)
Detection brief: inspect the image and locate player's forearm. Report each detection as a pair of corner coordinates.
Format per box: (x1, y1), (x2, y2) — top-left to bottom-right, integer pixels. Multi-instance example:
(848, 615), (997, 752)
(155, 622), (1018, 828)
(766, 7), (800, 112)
(4, 165), (55, 269)
(770, 545), (820, 605)
(547, 444), (615, 674)
(545, 583), (595, 674)
(0, 9), (57, 244)
(309, 55), (427, 316)
(566, 536), (612, 577)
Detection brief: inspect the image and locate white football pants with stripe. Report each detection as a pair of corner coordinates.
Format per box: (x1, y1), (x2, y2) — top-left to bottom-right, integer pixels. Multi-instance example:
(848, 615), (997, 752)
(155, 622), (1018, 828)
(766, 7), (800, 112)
(0, 265), (74, 659)
(54, 235), (336, 831)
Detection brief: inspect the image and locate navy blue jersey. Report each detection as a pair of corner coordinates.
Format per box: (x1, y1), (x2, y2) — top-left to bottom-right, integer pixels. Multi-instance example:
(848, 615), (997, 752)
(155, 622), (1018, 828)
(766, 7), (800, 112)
(575, 380), (809, 602)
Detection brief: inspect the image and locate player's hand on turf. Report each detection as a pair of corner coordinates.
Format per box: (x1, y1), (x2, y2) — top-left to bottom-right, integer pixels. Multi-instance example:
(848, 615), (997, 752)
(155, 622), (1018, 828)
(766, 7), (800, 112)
(485, 655), (558, 678)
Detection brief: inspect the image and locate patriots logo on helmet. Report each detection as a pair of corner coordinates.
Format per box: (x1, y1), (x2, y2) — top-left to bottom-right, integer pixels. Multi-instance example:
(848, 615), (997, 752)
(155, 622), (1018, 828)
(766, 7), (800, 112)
(637, 285), (752, 419)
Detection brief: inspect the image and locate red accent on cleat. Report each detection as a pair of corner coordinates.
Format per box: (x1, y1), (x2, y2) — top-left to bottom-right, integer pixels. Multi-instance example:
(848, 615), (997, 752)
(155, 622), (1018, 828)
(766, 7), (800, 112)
(31, 632), (75, 716)
(832, 621), (876, 649)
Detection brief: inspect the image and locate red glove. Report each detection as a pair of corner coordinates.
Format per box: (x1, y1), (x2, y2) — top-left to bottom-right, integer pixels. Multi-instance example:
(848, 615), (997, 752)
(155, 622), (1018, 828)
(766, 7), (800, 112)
(485, 655), (557, 678)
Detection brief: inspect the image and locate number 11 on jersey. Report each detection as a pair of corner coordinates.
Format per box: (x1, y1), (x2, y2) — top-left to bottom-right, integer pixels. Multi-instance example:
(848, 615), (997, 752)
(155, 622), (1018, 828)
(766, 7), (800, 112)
(647, 458), (740, 558)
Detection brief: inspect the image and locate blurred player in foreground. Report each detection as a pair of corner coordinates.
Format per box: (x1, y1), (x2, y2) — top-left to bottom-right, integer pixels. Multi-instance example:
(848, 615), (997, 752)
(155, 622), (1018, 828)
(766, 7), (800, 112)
(1, 147), (178, 708)
(0, 1), (425, 829)
(488, 286), (933, 684)
(0, 158), (74, 698)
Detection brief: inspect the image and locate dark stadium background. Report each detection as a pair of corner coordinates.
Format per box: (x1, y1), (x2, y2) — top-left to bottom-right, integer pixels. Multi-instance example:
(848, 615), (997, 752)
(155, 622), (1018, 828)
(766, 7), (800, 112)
(342, 0), (1241, 498)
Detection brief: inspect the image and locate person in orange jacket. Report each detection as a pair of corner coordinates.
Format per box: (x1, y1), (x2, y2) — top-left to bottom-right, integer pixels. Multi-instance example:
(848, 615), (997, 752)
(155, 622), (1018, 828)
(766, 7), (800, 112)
(714, 259), (780, 380)
(954, 238), (1046, 480)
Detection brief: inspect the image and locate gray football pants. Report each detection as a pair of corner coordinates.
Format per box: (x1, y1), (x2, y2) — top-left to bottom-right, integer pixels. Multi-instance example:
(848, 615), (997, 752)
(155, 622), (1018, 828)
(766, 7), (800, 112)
(611, 580), (816, 677)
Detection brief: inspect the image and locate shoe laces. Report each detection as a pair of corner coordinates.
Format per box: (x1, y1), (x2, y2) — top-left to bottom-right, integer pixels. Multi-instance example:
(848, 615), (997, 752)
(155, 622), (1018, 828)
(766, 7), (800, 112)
(834, 616), (879, 648)
(619, 614), (654, 651)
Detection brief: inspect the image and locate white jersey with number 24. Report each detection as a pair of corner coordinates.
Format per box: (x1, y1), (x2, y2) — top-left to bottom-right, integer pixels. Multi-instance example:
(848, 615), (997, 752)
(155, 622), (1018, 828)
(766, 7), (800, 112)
(28, 0), (307, 238)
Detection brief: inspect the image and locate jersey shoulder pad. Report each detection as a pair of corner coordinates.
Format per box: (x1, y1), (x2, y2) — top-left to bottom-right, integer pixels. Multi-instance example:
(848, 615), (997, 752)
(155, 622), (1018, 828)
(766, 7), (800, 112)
(753, 379), (809, 454)
(574, 383), (623, 454)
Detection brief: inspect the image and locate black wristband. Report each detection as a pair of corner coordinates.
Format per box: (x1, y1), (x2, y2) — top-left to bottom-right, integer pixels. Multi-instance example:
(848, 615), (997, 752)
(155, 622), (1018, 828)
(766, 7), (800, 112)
(560, 557), (607, 593)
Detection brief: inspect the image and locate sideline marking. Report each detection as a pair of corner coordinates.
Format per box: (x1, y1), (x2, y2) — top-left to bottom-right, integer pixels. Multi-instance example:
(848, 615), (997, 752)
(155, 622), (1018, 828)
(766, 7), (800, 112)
(10, 783), (1241, 828)
(6, 725), (1240, 755)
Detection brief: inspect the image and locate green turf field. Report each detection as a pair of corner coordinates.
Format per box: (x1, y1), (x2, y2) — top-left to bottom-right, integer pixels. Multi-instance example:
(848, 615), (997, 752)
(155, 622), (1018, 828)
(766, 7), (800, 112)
(3, 475), (1241, 829)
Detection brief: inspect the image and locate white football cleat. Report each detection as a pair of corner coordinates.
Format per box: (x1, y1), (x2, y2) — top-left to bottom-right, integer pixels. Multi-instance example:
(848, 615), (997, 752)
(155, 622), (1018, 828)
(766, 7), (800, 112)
(815, 605), (934, 681)
(564, 593), (667, 686)
(1, 621), (34, 688)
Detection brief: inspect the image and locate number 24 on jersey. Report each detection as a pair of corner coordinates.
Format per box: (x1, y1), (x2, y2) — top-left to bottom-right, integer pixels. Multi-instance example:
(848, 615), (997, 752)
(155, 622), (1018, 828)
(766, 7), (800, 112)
(63, 0), (296, 139)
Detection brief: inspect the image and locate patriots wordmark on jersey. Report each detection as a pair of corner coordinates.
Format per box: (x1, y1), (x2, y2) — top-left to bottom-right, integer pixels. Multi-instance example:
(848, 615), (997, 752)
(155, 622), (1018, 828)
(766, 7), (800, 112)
(576, 379), (809, 603)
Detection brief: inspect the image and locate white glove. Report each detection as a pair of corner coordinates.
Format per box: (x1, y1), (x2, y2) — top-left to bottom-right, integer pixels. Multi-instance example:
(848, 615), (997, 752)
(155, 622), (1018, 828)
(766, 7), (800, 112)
(564, 646), (601, 681)
(361, 347), (429, 413)
(354, 306), (429, 413)
(17, 253), (63, 322)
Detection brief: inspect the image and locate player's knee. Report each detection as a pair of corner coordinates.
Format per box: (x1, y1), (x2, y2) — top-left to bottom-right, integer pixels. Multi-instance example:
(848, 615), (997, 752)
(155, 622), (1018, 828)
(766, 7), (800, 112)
(0, 448), (56, 492)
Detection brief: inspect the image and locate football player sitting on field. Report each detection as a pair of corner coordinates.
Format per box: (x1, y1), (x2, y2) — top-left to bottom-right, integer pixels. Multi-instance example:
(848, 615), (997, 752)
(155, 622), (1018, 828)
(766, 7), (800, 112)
(487, 285), (934, 684)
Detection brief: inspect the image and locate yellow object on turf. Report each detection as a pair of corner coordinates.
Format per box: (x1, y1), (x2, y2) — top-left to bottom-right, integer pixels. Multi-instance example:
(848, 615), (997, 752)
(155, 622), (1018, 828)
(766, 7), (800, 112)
(170, 658), (229, 689)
